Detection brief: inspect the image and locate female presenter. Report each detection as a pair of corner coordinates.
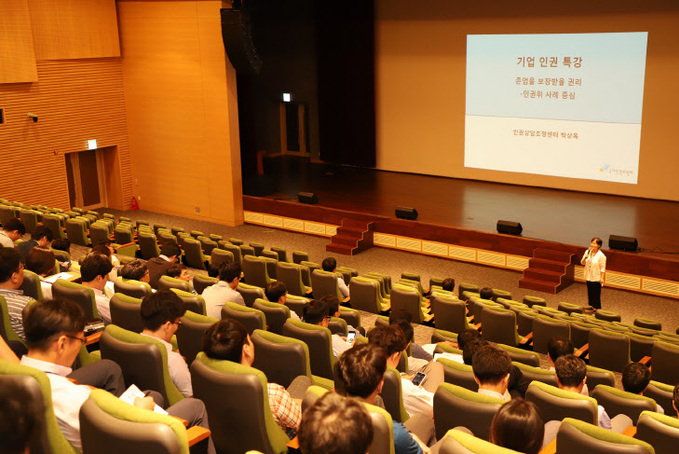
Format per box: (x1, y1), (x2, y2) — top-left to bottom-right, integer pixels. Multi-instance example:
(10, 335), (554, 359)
(581, 237), (606, 310)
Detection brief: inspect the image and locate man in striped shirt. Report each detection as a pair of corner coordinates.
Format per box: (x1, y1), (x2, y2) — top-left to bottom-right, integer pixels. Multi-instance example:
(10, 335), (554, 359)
(0, 248), (33, 340)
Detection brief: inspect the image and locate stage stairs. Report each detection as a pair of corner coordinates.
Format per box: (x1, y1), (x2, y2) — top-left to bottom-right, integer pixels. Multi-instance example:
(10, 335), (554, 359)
(326, 218), (374, 256)
(519, 248), (575, 294)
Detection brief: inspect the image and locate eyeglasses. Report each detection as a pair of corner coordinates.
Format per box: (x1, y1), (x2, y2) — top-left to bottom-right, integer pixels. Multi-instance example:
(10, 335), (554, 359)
(65, 334), (87, 345)
(174, 320), (183, 326)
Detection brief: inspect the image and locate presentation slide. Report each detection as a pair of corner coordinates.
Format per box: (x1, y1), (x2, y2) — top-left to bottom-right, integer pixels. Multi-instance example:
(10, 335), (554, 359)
(464, 32), (648, 184)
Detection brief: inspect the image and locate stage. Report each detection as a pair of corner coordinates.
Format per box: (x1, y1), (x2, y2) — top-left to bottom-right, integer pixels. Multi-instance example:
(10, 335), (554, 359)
(243, 157), (679, 282)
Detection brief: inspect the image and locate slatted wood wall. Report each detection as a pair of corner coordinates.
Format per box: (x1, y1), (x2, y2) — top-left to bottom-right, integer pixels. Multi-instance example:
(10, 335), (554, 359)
(0, 0), (37, 83)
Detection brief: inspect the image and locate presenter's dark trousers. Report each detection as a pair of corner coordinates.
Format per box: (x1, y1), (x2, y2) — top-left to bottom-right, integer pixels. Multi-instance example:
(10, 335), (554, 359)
(586, 281), (602, 309)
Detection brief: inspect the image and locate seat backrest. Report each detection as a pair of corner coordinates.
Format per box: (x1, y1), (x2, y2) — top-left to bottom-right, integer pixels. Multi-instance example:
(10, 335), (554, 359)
(339, 307), (361, 329)
(636, 410), (679, 454)
(221, 243), (243, 266)
(138, 231), (160, 260)
(252, 298), (290, 334)
(158, 276), (192, 293)
(109, 293), (144, 333)
(557, 417), (654, 454)
(236, 283), (265, 308)
(43, 214), (66, 240)
(438, 429), (523, 454)
(627, 332), (655, 362)
(176, 311), (218, 367)
(170, 289), (206, 315)
(114, 277), (152, 299)
(197, 236), (218, 256)
(570, 321), (597, 349)
(292, 251), (309, 264)
(20, 269), (44, 301)
(275, 262), (308, 297)
(481, 306), (519, 346)
(284, 294), (309, 319)
(221, 302), (266, 334)
(80, 389), (189, 454)
(89, 223), (110, 246)
(390, 284), (424, 323)
(364, 402), (396, 454)
(65, 218), (89, 246)
(496, 343), (540, 367)
(380, 366), (410, 423)
(525, 381), (598, 425)
(585, 365), (616, 395)
(432, 294), (468, 334)
(591, 385), (656, 422)
(643, 380), (674, 415)
(242, 255), (271, 289)
(182, 238), (206, 270)
(51, 279), (98, 320)
(588, 329), (631, 372)
(282, 319), (335, 380)
(310, 269), (343, 300)
(190, 353), (290, 454)
(100, 324), (184, 407)
(251, 329), (311, 388)
(193, 275), (218, 295)
(513, 362), (558, 387)
(349, 276), (383, 313)
(209, 249), (234, 271)
(532, 315), (570, 354)
(0, 361), (77, 454)
(434, 383), (504, 440)
(651, 340), (679, 386)
(114, 223), (134, 244)
(437, 358), (478, 392)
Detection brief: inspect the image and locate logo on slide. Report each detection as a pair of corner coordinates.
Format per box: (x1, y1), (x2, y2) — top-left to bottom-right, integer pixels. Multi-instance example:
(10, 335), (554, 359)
(599, 164), (610, 172)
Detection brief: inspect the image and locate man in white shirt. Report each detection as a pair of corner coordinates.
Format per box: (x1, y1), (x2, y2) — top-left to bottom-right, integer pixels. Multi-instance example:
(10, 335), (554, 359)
(303, 297), (352, 358)
(581, 236), (606, 310)
(0, 248), (33, 340)
(321, 257), (349, 298)
(0, 218), (26, 248)
(20, 298), (215, 453)
(368, 324), (444, 418)
(471, 345), (512, 402)
(202, 261), (245, 319)
(140, 290), (192, 397)
(80, 252), (114, 324)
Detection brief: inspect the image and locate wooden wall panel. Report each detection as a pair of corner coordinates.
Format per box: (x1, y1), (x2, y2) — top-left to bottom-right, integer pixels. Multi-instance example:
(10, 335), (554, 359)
(0, 0), (38, 83)
(29, 0), (121, 60)
(0, 59), (132, 210)
(118, 0), (243, 226)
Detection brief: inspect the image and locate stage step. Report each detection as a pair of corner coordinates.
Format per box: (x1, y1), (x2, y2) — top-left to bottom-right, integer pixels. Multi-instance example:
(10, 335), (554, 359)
(326, 218), (375, 256)
(519, 248), (576, 294)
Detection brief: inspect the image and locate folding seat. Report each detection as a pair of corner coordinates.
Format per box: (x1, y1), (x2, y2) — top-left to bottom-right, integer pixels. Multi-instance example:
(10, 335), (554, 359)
(556, 417), (653, 454)
(490, 288), (512, 302)
(157, 275), (192, 293)
(380, 366), (410, 423)
(495, 297), (521, 310)
(0, 205), (16, 226)
(80, 389), (210, 454)
(644, 380), (674, 415)
(469, 297), (502, 323)
(276, 262), (312, 297)
(235, 282), (265, 308)
(339, 307), (361, 331)
(431, 329), (459, 344)
(285, 294), (309, 319)
(292, 250), (309, 264)
(429, 276), (445, 290)
(591, 385), (657, 422)
(260, 249), (278, 260)
(51, 279), (98, 320)
(221, 302), (266, 334)
(89, 222), (112, 246)
(558, 301), (584, 315)
(114, 222), (134, 245)
(650, 340), (679, 386)
(627, 332), (654, 362)
(436, 358), (477, 391)
(513, 362), (558, 387)
(197, 236), (218, 256)
(157, 230), (178, 247)
(100, 325), (185, 407)
(496, 343), (540, 367)
(241, 255), (273, 288)
(209, 248), (234, 271)
(218, 242), (242, 267)
(300, 260), (321, 277)
(282, 319), (335, 380)
(585, 365), (615, 395)
(19, 269), (43, 301)
(246, 241), (263, 256)
(636, 410), (679, 454)
(113, 277), (152, 299)
(438, 429), (520, 454)
(390, 283), (433, 324)
(349, 276), (390, 314)
(523, 295), (547, 308)
(526, 381), (598, 426)
(434, 383), (504, 440)
(65, 218), (90, 246)
(570, 320), (597, 349)
(182, 238), (209, 271)
(42, 213), (67, 240)
(363, 272), (392, 298)
(532, 314), (570, 354)
(595, 309), (622, 323)
(515, 308), (538, 337)
(634, 317), (662, 331)
(336, 265), (358, 285)
(19, 209), (39, 234)
(137, 231), (160, 260)
(239, 244), (255, 257)
(311, 269), (346, 301)
(260, 256), (278, 279)
(170, 289), (206, 315)
(193, 274), (218, 295)
(401, 271), (421, 283)
(270, 246), (287, 262)
(175, 311), (218, 367)
(170, 226), (185, 237)
(328, 316), (348, 336)
(252, 298), (290, 334)
(396, 278), (426, 297)
(109, 293), (144, 333)
(588, 329), (631, 372)
(480, 306), (523, 347)
(250, 329), (333, 390)
(457, 282), (480, 299)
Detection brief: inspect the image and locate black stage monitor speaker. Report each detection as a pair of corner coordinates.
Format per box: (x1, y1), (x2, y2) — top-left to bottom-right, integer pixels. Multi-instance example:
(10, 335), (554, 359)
(497, 220), (523, 235)
(609, 235), (638, 252)
(298, 192), (318, 205)
(220, 8), (262, 75)
(395, 206), (418, 220)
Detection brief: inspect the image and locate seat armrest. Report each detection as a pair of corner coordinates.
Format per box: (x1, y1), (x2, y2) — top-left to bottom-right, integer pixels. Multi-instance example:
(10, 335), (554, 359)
(186, 426), (211, 446)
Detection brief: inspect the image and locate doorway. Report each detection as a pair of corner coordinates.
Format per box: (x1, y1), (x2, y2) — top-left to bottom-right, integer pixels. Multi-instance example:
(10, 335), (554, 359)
(65, 149), (108, 210)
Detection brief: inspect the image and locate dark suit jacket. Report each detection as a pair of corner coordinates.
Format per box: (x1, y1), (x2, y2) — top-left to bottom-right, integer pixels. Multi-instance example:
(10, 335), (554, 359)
(147, 256), (174, 289)
(17, 239), (39, 262)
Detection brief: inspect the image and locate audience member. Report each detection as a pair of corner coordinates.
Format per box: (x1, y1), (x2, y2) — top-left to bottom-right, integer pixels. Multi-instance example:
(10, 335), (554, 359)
(479, 287), (493, 300)
(298, 392), (373, 454)
(20, 298), (215, 452)
(490, 399), (544, 454)
(0, 218), (26, 248)
(266, 281), (300, 320)
(79, 252), (114, 324)
(320, 294), (361, 335)
(119, 259), (150, 283)
(147, 243), (181, 289)
(390, 309), (432, 362)
(0, 378), (39, 454)
(140, 291), (192, 397)
(334, 343), (435, 453)
(303, 297), (352, 358)
(441, 278), (455, 292)
(25, 246), (56, 298)
(554, 355), (631, 431)
(472, 345), (512, 401)
(166, 263), (189, 281)
(547, 337), (587, 395)
(622, 362), (663, 414)
(368, 325), (443, 418)
(51, 238), (71, 270)
(464, 339), (530, 399)
(321, 257), (349, 298)
(202, 261), (245, 318)
(673, 384), (679, 417)
(202, 318), (310, 437)
(93, 240), (120, 280)
(17, 225), (52, 262)
(0, 248), (33, 340)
